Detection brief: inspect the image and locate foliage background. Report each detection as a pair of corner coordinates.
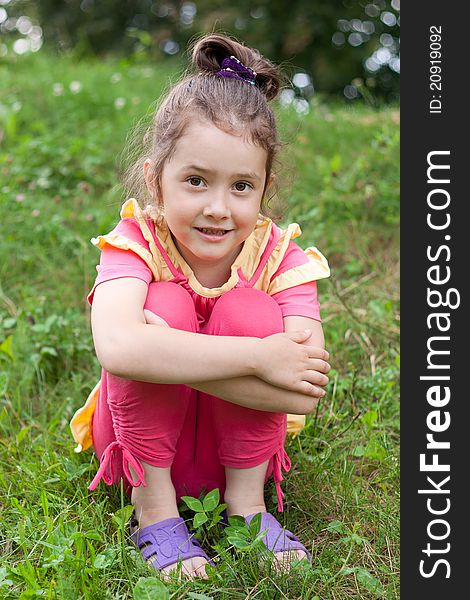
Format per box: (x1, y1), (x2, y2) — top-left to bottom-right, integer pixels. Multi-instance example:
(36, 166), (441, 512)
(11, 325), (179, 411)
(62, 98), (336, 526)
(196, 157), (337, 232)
(2, 0), (400, 101)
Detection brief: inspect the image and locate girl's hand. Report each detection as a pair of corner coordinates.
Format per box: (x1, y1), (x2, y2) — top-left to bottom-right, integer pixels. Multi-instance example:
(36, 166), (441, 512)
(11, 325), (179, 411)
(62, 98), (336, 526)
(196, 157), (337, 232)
(144, 309), (329, 398)
(255, 330), (330, 397)
(144, 309), (170, 327)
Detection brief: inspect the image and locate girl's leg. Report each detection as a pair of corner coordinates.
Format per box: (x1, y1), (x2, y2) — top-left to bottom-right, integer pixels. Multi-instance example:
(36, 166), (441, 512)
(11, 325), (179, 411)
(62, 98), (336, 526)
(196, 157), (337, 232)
(199, 288), (288, 516)
(224, 460), (270, 517)
(91, 281), (199, 491)
(92, 374), (194, 527)
(91, 283), (211, 576)
(201, 288), (307, 567)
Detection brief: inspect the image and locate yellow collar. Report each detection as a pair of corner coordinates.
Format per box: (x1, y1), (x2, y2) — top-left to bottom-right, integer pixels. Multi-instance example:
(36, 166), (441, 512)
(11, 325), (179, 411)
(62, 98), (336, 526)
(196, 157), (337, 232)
(122, 198), (274, 298)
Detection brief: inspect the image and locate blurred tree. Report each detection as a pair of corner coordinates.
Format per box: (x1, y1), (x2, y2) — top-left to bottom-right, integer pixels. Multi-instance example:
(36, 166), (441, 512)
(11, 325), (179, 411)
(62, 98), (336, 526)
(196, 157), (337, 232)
(2, 0), (399, 100)
(192, 0), (400, 100)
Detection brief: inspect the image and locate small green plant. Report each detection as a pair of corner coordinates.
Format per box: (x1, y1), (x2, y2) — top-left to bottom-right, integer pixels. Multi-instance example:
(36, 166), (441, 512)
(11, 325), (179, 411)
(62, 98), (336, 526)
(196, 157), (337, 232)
(133, 576), (169, 599)
(220, 513), (267, 552)
(181, 488), (227, 535)
(181, 491), (269, 557)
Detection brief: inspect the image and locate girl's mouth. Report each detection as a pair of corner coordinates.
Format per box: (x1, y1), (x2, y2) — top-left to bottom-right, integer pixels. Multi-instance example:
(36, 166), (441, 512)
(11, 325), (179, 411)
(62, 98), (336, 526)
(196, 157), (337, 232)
(195, 227), (231, 238)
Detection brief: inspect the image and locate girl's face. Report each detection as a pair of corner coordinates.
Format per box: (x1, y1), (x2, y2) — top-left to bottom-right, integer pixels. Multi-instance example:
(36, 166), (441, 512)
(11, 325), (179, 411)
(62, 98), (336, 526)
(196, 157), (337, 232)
(145, 120), (270, 278)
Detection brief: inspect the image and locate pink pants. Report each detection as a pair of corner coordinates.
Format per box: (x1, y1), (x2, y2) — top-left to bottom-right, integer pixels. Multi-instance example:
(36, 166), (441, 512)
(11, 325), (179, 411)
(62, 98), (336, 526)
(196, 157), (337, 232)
(90, 282), (291, 512)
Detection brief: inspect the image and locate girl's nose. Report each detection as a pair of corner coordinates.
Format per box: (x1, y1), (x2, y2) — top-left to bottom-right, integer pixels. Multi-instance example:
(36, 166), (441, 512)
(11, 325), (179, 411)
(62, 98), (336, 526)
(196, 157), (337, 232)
(202, 192), (231, 219)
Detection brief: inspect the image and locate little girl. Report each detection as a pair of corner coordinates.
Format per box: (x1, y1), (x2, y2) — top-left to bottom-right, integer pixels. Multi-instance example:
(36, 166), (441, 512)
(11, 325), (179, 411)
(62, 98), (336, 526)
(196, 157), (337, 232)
(71, 33), (330, 580)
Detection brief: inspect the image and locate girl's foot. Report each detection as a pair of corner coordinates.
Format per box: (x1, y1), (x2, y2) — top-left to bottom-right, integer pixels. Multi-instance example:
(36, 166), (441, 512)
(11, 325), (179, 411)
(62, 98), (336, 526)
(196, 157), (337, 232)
(250, 512), (310, 571)
(130, 464), (211, 580)
(158, 554), (211, 581)
(272, 549), (309, 572)
(130, 512), (211, 580)
(224, 462), (309, 572)
(226, 504), (310, 572)
(156, 551), (211, 581)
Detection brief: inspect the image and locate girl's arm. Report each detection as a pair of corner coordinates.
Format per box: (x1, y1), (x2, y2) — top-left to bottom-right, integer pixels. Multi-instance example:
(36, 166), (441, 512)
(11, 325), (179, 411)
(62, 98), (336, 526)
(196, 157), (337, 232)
(283, 316), (325, 350)
(91, 277), (328, 396)
(187, 316), (328, 414)
(190, 374), (326, 414)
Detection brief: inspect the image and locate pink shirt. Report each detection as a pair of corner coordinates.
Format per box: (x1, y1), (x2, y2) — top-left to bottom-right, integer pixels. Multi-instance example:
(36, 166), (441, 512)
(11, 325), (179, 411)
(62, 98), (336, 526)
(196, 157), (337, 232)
(89, 217), (322, 322)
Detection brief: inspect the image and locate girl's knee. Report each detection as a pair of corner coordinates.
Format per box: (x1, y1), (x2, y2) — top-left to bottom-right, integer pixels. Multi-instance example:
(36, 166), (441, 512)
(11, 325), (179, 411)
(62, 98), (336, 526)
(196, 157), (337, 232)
(209, 288), (283, 337)
(144, 282), (198, 331)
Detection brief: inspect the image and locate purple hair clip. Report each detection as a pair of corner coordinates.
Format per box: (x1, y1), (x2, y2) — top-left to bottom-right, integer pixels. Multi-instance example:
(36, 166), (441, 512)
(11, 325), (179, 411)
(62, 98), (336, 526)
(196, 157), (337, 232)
(216, 55), (257, 86)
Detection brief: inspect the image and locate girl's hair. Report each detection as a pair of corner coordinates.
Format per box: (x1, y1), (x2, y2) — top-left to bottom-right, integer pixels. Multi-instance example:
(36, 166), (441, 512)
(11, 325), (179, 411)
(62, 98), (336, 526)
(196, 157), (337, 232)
(121, 33), (284, 221)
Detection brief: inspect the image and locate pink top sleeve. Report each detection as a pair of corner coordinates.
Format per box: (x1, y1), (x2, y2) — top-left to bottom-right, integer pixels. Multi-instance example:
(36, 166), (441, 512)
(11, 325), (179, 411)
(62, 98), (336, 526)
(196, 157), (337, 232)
(270, 240), (322, 321)
(87, 218), (153, 305)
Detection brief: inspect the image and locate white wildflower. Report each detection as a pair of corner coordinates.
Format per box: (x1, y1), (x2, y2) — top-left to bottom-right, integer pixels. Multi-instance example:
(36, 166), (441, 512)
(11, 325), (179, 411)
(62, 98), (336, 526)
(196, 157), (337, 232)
(53, 83), (64, 96)
(114, 97), (126, 110)
(69, 80), (82, 94)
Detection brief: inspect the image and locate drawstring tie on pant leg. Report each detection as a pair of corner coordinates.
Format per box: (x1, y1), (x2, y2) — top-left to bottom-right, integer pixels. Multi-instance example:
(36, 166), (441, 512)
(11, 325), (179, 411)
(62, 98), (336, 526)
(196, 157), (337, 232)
(273, 447), (292, 512)
(88, 441), (147, 490)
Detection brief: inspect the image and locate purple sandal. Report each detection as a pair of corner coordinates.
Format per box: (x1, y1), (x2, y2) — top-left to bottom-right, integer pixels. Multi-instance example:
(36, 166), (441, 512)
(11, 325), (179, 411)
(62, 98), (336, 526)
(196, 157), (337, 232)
(246, 512), (311, 562)
(130, 513), (214, 571)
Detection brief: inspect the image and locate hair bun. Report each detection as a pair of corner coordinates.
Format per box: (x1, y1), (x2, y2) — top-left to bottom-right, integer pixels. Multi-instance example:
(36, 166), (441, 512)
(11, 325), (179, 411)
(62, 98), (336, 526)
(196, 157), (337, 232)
(191, 33), (282, 102)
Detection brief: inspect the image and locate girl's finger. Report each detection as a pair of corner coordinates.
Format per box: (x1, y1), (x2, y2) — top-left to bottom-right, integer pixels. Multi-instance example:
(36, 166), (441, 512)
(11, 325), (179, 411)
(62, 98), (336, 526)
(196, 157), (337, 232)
(309, 359), (331, 373)
(298, 382), (327, 398)
(307, 371), (329, 386)
(143, 309), (170, 327)
(306, 347), (330, 361)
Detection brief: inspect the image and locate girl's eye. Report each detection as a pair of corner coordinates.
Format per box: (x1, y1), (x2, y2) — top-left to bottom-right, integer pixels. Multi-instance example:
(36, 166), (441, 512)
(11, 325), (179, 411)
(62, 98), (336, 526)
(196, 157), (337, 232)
(234, 181), (252, 192)
(187, 176), (204, 187)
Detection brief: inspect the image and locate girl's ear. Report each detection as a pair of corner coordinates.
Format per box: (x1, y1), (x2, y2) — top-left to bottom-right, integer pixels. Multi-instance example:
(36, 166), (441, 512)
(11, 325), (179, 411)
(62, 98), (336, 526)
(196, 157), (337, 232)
(143, 159), (157, 196)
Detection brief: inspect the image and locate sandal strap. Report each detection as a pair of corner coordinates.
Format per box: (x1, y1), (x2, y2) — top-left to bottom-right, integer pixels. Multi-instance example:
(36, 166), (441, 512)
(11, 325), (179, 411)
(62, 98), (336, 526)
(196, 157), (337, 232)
(246, 512), (311, 560)
(131, 514), (214, 570)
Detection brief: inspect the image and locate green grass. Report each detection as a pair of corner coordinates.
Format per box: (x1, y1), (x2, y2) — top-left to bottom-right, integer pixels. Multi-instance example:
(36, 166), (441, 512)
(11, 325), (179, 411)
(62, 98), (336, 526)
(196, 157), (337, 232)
(0, 51), (399, 599)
